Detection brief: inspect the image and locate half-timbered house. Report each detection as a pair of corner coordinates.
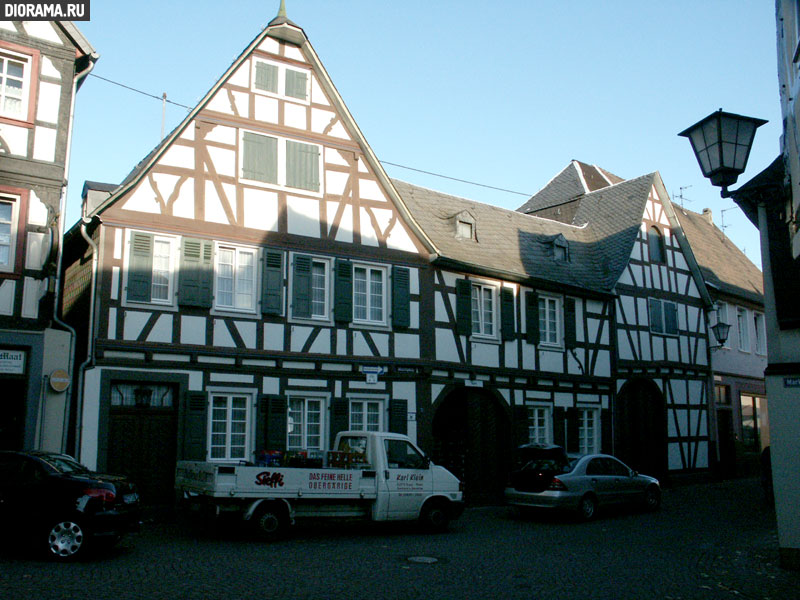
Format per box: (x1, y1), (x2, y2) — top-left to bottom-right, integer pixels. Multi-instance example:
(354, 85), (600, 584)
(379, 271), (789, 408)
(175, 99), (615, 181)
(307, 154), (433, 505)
(677, 206), (767, 476)
(0, 20), (96, 452)
(519, 161), (715, 478)
(62, 13), (441, 506)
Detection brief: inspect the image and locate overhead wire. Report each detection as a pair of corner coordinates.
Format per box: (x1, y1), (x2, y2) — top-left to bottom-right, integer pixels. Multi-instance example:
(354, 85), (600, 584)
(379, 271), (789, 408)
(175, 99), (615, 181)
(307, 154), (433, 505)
(87, 72), (533, 198)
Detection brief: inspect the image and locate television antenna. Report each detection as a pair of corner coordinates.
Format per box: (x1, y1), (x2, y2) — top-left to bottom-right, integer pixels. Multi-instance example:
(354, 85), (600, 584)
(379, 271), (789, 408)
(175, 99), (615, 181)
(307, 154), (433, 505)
(720, 206), (738, 238)
(673, 185), (693, 209)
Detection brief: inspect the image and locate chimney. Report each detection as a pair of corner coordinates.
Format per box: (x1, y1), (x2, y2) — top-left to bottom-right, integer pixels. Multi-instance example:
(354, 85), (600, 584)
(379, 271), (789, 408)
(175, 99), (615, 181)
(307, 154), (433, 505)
(702, 208), (713, 224)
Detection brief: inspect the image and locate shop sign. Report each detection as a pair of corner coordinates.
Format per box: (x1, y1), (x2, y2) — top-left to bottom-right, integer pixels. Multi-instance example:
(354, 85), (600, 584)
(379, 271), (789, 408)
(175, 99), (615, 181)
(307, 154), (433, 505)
(0, 349), (25, 374)
(49, 369), (71, 392)
(784, 377), (800, 388)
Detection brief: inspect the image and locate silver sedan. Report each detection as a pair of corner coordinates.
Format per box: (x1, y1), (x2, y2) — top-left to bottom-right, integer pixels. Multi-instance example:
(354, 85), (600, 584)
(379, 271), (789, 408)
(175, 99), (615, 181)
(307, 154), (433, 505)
(505, 453), (661, 520)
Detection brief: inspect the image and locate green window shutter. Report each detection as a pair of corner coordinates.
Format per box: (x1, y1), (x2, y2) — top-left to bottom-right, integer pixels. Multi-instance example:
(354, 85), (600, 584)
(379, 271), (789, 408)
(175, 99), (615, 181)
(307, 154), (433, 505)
(501, 288), (515, 340)
(254, 61), (278, 93)
(242, 132), (277, 184)
(285, 69), (308, 100)
(261, 250), (283, 315)
(178, 238), (213, 308)
(552, 407), (566, 448)
(566, 407), (580, 453)
(649, 299), (664, 333)
(391, 266), (411, 328)
(330, 398), (349, 443)
(600, 408), (612, 455)
(286, 140), (320, 192)
(334, 259), (353, 323)
(513, 404), (529, 447)
(389, 399), (408, 435)
(180, 392), (208, 460)
(525, 291), (540, 345)
(266, 396), (287, 451)
(664, 301), (678, 334)
(292, 254), (312, 318)
(456, 279), (472, 336)
(564, 297), (577, 349)
(127, 232), (153, 302)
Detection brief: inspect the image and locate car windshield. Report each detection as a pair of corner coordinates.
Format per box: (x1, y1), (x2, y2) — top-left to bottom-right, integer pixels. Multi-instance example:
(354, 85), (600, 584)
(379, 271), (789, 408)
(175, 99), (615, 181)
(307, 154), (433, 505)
(40, 455), (91, 474)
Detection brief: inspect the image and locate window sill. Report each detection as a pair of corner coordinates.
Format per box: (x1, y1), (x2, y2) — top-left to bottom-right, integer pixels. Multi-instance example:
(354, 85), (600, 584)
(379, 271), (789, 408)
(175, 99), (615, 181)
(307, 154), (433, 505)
(211, 307), (260, 319)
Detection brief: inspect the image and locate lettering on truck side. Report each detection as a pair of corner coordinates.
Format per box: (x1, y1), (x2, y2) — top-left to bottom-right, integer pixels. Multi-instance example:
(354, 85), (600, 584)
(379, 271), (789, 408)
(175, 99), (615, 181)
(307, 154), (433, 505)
(254, 472), (285, 487)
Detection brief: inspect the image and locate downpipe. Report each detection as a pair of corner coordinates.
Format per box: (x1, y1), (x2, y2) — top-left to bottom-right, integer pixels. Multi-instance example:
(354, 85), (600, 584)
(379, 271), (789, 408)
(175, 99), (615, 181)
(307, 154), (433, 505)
(75, 216), (99, 462)
(53, 52), (98, 453)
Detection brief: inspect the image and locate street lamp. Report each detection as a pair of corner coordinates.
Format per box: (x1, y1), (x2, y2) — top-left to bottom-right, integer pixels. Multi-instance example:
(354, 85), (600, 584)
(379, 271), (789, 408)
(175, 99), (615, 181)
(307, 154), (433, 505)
(678, 109), (767, 197)
(710, 319), (731, 349)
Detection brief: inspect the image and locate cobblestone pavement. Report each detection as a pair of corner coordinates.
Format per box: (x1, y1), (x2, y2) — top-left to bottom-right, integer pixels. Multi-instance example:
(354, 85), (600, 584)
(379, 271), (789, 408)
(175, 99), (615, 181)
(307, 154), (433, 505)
(1, 477), (797, 600)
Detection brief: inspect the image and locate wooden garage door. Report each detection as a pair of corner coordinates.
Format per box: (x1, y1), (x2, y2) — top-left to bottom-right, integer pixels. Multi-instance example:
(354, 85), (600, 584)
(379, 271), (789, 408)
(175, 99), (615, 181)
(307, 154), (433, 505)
(107, 383), (178, 507)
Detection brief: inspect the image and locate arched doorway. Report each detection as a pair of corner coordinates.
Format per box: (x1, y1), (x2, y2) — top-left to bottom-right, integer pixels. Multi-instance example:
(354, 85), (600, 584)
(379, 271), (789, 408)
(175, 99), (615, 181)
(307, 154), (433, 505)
(615, 379), (667, 478)
(431, 386), (512, 505)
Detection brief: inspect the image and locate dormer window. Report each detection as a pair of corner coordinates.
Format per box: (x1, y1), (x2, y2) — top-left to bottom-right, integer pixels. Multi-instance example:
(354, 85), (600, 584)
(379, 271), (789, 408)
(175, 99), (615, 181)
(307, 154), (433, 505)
(552, 235), (569, 262)
(453, 210), (476, 240)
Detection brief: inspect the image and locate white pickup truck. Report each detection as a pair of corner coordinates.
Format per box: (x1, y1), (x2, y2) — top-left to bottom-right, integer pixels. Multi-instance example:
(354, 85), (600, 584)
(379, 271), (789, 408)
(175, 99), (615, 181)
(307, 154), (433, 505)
(175, 431), (465, 539)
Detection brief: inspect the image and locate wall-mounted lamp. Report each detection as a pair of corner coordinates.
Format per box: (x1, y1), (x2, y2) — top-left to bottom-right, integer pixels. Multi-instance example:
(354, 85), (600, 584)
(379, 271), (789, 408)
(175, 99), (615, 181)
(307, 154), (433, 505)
(678, 109), (767, 197)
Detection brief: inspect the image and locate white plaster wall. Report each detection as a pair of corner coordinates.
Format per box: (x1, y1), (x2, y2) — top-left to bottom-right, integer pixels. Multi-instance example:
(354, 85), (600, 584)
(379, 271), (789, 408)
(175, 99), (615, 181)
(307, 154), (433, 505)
(36, 81), (60, 124)
(0, 123), (29, 155)
(181, 316), (206, 345)
(33, 126), (56, 162)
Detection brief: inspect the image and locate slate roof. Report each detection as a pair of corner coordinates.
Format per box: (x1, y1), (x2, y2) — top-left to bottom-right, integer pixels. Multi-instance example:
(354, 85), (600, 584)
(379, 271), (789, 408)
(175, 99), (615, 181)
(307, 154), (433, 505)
(676, 208), (764, 305)
(516, 160), (624, 217)
(393, 175), (653, 294)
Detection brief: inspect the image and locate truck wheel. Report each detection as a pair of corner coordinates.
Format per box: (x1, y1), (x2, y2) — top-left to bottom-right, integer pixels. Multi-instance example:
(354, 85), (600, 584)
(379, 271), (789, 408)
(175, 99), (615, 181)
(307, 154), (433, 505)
(253, 504), (287, 541)
(421, 500), (450, 532)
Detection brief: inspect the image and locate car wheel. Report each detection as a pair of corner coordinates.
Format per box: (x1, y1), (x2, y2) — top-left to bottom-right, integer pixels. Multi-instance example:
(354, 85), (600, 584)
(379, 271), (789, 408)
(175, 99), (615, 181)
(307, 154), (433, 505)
(253, 504), (287, 541)
(578, 494), (597, 521)
(46, 520), (86, 560)
(420, 500), (450, 532)
(644, 486), (661, 511)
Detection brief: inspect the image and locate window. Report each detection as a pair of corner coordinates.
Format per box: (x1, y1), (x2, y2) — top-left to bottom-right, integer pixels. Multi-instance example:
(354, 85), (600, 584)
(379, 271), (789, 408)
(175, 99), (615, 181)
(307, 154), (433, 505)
(241, 131), (321, 193)
(291, 254), (330, 320)
(647, 226), (666, 264)
(470, 283), (496, 337)
(553, 238), (569, 261)
(649, 298), (678, 335)
(384, 439), (427, 470)
(287, 397), (324, 451)
(754, 312), (767, 355)
(737, 307), (750, 352)
(456, 220), (473, 239)
(349, 399), (382, 432)
(0, 48), (31, 121)
(126, 231), (178, 305)
(209, 394), (250, 461)
(577, 408), (599, 454)
(353, 264), (386, 325)
(252, 57), (310, 102)
(215, 245), (257, 312)
(538, 295), (561, 346)
(740, 395), (767, 450)
(715, 384), (731, 406)
(527, 405), (552, 444)
(0, 194), (19, 273)
(110, 383), (174, 408)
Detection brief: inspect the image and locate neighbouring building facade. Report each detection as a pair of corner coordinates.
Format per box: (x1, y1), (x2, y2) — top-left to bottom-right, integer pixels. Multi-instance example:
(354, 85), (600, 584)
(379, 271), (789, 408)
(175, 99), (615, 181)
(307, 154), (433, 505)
(677, 207), (768, 476)
(0, 21), (96, 452)
(62, 12), (727, 507)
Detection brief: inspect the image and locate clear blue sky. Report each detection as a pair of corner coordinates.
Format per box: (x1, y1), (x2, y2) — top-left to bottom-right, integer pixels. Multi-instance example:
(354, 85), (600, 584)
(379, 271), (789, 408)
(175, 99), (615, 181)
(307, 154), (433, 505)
(67, 1), (780, 268)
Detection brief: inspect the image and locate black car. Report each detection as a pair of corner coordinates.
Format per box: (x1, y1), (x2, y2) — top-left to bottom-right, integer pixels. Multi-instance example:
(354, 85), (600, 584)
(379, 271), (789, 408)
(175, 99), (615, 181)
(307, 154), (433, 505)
(0, 451), (140, 560)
